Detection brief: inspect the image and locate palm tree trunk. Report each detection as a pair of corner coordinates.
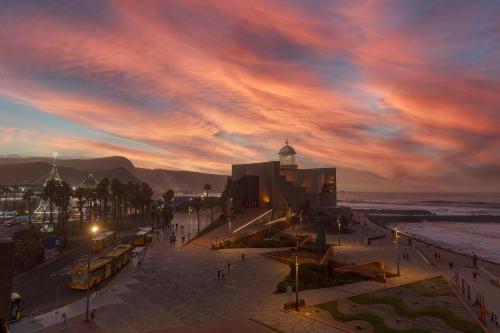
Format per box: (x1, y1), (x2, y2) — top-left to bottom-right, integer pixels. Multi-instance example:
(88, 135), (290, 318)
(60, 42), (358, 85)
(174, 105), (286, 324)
(197, 209), (200, 233)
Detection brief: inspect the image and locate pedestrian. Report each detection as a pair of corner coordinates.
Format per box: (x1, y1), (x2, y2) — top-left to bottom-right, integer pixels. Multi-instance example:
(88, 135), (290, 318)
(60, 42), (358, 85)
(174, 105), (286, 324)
(221, 271), (225, 280)
(60, 312), (66, 330)
(89, 309), (96, 328)
(434, 253), (437, 259)
(473, 272), (477, 280)
(217, 269), (221, 280)
(0, 319), (7, 333)
(227, 261), (231, 272)
(182, 236), (185, 243)
(241, 253), (245, 261)
(438, 253), (441, 259)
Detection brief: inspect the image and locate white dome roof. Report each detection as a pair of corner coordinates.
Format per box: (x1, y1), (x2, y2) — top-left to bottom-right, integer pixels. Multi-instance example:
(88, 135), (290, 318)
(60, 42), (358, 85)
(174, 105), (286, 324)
(278, 140), (296, 155)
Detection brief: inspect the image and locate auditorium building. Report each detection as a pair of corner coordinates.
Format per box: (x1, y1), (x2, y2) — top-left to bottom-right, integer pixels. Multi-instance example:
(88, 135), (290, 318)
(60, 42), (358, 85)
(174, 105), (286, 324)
(231, 141), (336, 217)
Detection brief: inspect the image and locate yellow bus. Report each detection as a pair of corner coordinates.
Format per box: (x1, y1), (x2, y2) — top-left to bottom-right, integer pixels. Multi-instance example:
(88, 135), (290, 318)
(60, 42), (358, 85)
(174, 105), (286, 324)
(90, 230), (117, 253)
(132, 227), (153, 246)
(69, 244), (132, 290)
(105, 244), (133, 274)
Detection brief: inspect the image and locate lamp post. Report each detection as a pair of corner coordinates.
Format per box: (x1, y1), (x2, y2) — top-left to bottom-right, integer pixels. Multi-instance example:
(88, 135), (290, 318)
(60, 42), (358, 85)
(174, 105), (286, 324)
(337, 216), (341, 246)
(188, 197), (192, 241)
(85, 225), (99, 322)
(394, 225), (400, 276)
(295, 232), (299, 311)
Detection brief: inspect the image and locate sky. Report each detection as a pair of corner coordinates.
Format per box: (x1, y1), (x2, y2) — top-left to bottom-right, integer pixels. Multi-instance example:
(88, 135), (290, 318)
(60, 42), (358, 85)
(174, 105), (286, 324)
(0, 0), (499, 192)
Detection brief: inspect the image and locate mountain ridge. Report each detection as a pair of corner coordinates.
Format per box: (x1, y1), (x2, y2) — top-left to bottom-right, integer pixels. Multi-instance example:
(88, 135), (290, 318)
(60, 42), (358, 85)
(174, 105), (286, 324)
(0, 156), (228, 194)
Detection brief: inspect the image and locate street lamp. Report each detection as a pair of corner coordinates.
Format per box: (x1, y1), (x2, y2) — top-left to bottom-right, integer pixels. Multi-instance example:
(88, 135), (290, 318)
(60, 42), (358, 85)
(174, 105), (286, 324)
(394, 225), (400, 276)
(337, 216), (341, 246)
(85, 225), (99, 322)
(188, 197), (192, 241)
(295, 232), (299, 311)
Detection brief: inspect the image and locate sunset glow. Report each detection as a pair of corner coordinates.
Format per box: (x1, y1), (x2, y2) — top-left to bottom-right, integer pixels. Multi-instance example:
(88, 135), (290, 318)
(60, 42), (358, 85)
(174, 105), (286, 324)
(1, 1), (499, 191)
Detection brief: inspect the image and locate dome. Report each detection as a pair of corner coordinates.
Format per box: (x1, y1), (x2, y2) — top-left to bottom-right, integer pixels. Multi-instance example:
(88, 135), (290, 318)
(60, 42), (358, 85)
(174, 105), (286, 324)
(278, 140), (296, 155)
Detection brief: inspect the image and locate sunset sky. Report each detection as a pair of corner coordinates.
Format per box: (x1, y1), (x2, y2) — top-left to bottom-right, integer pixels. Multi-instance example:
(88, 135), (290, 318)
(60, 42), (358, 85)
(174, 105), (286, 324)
(1, 1), (499, 192)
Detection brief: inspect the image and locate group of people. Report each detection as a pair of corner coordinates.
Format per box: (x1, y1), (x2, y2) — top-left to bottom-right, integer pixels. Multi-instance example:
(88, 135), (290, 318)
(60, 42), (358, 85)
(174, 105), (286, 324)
(472, 293), (499, 327)
(216, 254), (246, 281)
(167, 223), (188, 245)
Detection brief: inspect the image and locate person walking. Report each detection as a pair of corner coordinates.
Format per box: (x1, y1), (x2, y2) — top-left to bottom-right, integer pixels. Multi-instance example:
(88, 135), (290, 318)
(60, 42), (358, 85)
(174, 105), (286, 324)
(217, 269), (221, 280)
(241, 253), (245, 261)
(227, 261), (231, 272)
(0, 319), (7, 333)
(60, 313), (66, 330)
(89, 309), (96, 328)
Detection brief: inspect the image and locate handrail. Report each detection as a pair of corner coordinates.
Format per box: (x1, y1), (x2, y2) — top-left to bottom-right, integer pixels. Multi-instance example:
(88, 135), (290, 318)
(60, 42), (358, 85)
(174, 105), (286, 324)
(231, 209), (273, 234)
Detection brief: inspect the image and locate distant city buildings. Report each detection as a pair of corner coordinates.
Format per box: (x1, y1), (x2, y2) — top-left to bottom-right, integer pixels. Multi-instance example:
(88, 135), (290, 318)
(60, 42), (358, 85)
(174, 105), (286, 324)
(231, 141), (336, 217)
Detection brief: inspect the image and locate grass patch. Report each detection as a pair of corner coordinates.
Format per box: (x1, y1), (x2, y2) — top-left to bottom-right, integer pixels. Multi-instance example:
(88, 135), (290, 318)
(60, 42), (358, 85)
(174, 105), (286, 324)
(316, 301), (430, 333)
(402, 277), (455, 298)
(276, 262), (370, 293)
(350, 294), (483, 333)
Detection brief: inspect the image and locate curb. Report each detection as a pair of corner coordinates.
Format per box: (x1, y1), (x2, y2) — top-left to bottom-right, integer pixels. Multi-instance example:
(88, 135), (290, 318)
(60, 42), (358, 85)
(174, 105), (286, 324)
(285, 308), (355, 333)
(248, 318), (283, 333)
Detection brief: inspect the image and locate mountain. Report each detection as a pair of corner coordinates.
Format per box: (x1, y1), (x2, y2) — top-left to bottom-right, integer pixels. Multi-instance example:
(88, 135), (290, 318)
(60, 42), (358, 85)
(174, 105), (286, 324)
(135, 168), (227, 194)
(0, 156), (135, 172)
(0, 162), (141, 187)
(0, 156), (228, 194)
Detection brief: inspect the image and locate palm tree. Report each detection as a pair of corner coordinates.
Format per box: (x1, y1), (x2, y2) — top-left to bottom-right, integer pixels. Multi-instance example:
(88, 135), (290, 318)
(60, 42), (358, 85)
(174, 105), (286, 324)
(140, 183), (154, 218)
(203, 183), (212, 198)
(74, 187), (86, 226)
(85, 189), (96, 223)
(0, 187), (4, 213)
(192, 197), (202, 233)
(54, 181), (71, 243)
(22, 189), (35, 224)
(110, 179), (122, 223)
(96, 178), (110, 220)
(161, 190), (174, 230)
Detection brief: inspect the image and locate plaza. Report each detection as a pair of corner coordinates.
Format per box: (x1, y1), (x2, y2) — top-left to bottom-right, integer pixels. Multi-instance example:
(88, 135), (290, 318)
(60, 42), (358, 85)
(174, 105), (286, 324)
(9, 209), (497, 333)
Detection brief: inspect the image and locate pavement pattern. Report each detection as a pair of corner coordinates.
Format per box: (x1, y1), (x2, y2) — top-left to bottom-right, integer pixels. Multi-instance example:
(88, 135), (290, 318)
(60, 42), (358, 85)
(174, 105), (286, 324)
(10, 213), (500, 333)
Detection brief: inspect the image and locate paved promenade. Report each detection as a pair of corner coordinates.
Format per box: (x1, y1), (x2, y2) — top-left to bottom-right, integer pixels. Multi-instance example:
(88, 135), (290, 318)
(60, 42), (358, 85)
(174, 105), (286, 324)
(11, 213), (498, 333)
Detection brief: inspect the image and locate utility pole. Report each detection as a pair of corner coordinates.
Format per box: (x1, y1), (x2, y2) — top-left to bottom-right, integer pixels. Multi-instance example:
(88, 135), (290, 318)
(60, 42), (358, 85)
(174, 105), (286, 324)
(85, 225), (99, 322)
(295, 232), (299, 311)
(394, 224), (400, 276)
(188, 197), (192, 241)
(337, 216), (341, 246)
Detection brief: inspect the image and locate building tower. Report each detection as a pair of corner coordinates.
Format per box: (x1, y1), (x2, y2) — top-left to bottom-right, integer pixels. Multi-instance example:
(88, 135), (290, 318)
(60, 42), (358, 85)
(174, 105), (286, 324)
(278, 139), (297, 169)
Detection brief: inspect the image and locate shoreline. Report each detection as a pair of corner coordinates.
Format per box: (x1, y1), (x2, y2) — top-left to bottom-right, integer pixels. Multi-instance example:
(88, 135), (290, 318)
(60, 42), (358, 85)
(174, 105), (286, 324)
(364, 214), (500, 278)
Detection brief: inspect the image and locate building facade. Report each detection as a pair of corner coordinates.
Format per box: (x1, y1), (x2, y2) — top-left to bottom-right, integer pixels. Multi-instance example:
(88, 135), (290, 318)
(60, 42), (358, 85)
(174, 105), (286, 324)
(231, 141), (336, 216)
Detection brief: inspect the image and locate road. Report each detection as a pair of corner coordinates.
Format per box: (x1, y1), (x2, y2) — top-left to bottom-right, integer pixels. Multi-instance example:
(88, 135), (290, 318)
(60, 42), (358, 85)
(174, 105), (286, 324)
(11, 212), (212, 317)
(11, 219), (153, 316)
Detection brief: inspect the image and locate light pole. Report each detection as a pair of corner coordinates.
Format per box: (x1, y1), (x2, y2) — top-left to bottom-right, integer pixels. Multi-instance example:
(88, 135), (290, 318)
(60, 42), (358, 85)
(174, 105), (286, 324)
(85, 225), (99, 322)
(337, 216), (341, 246)
(188, 197), (192, 241)
(394, 225), (400, 276)
(295, 232), (299, 311)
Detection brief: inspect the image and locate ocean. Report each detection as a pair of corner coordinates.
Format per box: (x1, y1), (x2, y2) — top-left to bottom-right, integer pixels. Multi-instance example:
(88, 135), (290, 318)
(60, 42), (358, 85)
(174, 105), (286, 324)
(337, 192), (500, 216)
(339, 192), (500, 264)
